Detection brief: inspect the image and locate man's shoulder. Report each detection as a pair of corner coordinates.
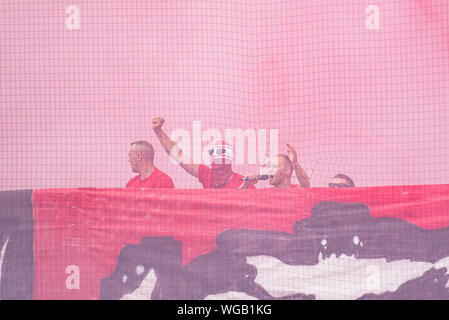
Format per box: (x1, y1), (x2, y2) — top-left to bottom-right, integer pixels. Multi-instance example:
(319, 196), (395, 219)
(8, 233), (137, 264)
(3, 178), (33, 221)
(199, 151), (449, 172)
(152, 168), (175, 188)
(153, 167), (172, 179)
(197, 164), (212, 187)
(198, 164), (211, 174)
(126, 175), (139, 187)
(231, 172), (245, 180)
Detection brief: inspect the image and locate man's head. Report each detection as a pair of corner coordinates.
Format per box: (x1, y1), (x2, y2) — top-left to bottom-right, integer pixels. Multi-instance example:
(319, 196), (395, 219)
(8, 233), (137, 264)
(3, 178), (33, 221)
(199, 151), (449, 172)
(128, 141), (155, 173)
(329, 173), (355, 188)
(209, 140), (234, 166)
(265, 155), (293, 187)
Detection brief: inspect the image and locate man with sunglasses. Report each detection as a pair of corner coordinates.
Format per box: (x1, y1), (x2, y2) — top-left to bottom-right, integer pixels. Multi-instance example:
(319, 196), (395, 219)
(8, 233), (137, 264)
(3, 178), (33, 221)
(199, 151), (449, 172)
(152, 117), (254, 189)
(328, 174), (355, 188)
(239, 144), (310, 189)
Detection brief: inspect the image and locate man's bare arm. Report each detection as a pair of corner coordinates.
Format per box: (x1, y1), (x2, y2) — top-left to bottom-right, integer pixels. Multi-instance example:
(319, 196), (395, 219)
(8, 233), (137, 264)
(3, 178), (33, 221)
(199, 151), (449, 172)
(152, 117), (199, 178)
(287, 144), (310, 188)
(293, 162), (310, 188)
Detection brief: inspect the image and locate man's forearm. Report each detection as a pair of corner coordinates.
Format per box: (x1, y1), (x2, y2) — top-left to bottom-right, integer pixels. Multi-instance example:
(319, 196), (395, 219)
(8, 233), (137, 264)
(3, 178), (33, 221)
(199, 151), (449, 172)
(293, 162), (310, 188)
(153, 127), (199, 177)
(153, 128), (176, 156)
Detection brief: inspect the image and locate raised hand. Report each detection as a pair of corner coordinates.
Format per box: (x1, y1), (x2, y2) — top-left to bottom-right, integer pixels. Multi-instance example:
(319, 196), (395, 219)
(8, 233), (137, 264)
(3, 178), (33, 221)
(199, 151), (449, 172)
(286, 144), (310, 188)
(152, 117), (165, 131)
(286, 143), (298, 164)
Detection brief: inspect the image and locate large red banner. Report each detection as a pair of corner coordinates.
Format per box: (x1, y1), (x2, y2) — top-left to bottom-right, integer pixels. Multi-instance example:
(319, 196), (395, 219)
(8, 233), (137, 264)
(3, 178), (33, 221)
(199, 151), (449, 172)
(30, 185), (449, 299)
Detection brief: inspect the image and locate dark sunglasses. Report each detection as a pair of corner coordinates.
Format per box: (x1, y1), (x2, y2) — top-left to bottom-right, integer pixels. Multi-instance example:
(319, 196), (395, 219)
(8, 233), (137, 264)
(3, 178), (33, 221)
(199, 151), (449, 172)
(209, 148), (227, 156)
(329, 183), (350, 188)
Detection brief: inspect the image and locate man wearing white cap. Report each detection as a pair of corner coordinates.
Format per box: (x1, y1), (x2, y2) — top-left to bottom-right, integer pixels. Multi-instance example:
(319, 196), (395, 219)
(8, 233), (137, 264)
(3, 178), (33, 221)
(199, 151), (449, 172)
(152, 117), (254, 189)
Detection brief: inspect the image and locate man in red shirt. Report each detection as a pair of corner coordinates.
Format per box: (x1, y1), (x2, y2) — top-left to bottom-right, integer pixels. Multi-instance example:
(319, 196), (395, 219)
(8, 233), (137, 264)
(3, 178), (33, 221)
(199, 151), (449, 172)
(152, 117), (253, 189)
(126, 141), (175, 189)
(239, 144), (310, 189)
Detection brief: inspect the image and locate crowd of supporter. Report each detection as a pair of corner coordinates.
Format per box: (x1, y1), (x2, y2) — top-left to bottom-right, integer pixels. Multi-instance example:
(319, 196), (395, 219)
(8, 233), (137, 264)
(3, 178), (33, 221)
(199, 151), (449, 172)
(126, 117), (354, 189)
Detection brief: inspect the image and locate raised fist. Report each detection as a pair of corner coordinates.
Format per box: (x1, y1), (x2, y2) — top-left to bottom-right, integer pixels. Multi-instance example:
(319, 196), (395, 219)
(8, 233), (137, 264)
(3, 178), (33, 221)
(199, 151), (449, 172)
(152, 117), (165, 131)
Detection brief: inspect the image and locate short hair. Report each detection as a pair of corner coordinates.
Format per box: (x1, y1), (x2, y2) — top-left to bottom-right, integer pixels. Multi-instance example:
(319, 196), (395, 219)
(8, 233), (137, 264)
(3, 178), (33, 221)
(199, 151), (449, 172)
(131, 141), (155, 163)
(333, 173), (355, 187)
(276, 154), (293, 176)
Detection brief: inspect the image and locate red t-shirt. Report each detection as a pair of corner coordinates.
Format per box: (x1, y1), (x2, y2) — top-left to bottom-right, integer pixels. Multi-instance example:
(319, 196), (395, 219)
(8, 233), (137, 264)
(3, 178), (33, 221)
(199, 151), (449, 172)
(126, 167), (174, 189)
(289, 184), (298, 188)
(198, 164), (255, 189)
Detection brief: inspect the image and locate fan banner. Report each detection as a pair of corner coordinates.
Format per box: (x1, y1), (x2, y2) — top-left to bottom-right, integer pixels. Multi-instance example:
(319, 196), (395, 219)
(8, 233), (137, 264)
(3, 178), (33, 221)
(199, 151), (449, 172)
(2, 186), (449, 300)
